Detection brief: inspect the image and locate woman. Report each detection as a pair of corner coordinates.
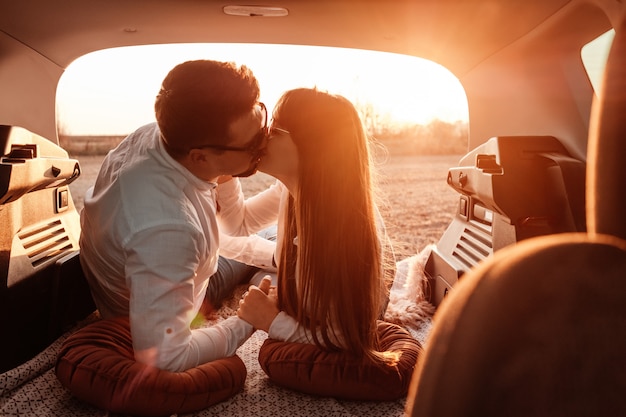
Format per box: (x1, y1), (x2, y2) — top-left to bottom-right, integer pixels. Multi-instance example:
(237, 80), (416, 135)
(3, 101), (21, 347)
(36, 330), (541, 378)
(217, 88), (397, 364)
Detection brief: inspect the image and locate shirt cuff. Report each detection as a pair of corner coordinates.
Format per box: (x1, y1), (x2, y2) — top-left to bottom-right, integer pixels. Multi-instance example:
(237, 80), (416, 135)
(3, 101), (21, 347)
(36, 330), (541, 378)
(219, 233), (276, 269)
(267, 311), (303, 342)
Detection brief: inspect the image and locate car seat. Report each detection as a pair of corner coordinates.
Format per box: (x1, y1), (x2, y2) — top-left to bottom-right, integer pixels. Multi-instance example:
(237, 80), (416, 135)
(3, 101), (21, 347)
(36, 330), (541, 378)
(405, 8), (626, 417)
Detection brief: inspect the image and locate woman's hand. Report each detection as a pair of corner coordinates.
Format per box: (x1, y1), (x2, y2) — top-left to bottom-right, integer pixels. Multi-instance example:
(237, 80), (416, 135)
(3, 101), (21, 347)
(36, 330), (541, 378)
(237, 276), (279, 332)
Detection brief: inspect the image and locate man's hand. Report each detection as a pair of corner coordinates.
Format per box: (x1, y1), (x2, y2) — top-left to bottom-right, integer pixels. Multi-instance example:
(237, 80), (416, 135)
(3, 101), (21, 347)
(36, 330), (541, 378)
(237, 276), (279, 332)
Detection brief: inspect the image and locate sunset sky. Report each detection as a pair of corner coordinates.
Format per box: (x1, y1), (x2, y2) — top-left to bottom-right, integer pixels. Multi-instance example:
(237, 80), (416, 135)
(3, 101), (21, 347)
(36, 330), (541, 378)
(56, 43), (469, 136)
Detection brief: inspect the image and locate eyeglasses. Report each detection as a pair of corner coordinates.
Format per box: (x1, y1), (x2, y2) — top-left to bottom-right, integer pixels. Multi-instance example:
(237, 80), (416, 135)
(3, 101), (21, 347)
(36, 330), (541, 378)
(269, 126), (290, 136)
(195, 102), (268, 154)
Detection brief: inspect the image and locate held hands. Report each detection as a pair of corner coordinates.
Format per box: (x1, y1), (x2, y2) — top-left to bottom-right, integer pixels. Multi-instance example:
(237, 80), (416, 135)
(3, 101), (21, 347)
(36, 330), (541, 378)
(237, 276), (279, 332)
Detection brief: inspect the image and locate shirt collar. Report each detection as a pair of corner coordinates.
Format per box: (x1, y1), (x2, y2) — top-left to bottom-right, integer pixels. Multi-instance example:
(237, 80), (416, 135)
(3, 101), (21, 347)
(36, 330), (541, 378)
(153, 131), (217, 191)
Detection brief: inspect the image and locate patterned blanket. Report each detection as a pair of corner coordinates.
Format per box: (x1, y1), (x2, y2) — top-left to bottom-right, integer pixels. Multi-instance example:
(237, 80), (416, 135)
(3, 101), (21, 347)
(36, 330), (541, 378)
(0, 249), (434, 417)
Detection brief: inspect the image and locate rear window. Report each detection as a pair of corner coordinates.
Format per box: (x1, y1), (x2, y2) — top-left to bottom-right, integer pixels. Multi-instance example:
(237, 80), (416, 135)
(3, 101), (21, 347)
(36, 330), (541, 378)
(56, 44), (468, 154)
(581, 29), (615, 93)
(56, 44), (470, 260)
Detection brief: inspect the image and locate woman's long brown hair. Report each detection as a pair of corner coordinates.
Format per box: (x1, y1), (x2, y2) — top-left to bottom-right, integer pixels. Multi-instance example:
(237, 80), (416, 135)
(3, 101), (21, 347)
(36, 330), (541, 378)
(274, 88), (396, 364)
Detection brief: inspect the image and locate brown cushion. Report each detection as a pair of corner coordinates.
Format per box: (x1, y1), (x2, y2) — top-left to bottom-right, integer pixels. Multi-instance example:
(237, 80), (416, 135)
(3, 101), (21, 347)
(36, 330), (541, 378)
(55, 317), (246, 417)
(258, 320), (422, 401)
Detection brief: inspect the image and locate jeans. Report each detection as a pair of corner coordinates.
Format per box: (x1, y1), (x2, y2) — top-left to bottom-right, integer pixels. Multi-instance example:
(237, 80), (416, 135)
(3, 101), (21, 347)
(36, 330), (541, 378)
(205, 256), (260, 309)
(205, 225), (278, 309)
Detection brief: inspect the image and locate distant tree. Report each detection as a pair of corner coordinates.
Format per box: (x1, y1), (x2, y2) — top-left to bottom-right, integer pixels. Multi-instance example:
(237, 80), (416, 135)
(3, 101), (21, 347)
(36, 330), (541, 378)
(353, 100), (468, 155)
(355, 99), (380, 135)
(372, 118), (468, 155)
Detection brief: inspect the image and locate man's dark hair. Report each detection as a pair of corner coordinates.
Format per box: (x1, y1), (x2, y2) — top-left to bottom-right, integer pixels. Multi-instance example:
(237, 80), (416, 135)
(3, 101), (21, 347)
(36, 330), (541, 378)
(155, 60), (260, 156)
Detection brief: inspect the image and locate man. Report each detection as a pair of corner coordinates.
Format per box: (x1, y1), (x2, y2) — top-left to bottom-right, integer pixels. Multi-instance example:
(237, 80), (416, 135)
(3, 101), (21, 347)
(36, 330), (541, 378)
(79, 60), (275, 372)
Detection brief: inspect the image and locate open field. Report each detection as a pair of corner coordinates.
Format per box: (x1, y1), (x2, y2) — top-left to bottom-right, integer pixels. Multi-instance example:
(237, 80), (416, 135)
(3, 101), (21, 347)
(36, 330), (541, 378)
(69, 153), (462, 261)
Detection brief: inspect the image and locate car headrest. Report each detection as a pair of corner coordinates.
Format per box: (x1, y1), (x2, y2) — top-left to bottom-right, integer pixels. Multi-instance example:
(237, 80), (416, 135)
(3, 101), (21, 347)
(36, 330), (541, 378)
(587, 11), (626, 240)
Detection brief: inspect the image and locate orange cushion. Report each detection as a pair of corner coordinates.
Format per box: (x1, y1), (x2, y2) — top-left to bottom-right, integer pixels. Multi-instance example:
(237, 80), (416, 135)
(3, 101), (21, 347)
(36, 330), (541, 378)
(55, 317), (246, 416)
(258, 320), (422, 401)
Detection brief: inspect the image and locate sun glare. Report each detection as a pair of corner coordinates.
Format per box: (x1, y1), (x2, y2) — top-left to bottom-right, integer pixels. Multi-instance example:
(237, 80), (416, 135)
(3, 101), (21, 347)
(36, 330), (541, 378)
(57, 44), (468, 136)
